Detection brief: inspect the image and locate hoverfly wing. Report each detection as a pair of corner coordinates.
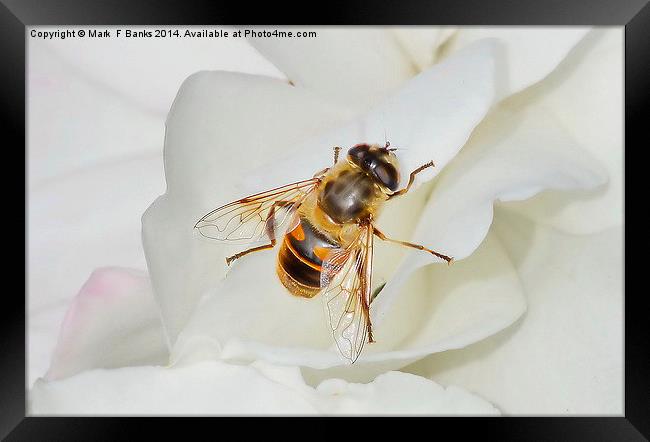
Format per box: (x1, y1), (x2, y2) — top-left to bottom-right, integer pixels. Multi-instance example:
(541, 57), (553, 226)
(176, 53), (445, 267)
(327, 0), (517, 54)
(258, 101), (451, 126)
(194, 178), (320, 245)
(320, 223), (374, 364)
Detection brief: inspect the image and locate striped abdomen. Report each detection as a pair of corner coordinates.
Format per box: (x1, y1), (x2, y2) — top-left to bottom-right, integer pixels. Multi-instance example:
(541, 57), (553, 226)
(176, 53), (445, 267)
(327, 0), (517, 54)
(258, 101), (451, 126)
(277, 215), (338, 298)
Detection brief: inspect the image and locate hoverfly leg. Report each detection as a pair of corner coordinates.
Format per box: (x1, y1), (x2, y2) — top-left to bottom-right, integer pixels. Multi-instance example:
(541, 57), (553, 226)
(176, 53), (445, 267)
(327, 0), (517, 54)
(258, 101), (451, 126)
(372, 226), (454, 265)
(333, 146), (342, 164)
(226, 241), (276, 266)
(388, 161), (435, 199)
(225, 200), (290, 266)
(312, 146), (341, 178)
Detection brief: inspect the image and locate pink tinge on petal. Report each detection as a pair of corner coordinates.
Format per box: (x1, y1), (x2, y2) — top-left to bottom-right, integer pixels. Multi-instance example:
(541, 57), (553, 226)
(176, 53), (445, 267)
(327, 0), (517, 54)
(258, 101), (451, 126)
(57, 267), (148, 329)
(79, 267), (147, 299)
(45, 267), (166, 381)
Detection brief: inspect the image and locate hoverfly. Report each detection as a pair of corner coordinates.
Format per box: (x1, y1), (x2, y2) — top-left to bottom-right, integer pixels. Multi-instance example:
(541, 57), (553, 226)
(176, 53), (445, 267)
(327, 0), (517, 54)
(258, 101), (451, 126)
(194, 143), (453, 363)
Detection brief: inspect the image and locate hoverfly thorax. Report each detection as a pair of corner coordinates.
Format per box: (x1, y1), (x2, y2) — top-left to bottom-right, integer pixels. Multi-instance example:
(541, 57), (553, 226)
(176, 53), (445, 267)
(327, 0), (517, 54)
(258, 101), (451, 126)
(315, 143), (401, 226)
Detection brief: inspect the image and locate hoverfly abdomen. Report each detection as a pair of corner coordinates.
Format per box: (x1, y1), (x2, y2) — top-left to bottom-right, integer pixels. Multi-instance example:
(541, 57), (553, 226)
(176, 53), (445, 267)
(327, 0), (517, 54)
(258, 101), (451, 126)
(277, 216), (338, 298)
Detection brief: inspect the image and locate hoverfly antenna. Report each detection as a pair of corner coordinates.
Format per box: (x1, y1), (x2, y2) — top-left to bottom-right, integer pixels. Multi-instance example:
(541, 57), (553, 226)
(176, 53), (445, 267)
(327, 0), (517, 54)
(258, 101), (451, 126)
(382, 131), (397, 152)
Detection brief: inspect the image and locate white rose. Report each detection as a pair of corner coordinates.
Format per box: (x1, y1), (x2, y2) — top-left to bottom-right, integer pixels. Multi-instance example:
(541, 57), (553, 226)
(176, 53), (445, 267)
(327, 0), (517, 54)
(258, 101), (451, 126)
(29, 27), (621, 415)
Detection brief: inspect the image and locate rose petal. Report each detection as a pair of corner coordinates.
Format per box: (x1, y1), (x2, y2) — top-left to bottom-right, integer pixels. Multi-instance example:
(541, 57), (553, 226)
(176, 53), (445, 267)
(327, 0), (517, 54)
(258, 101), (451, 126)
(28, 40), (162, 186)
(143, 41), (498, 351)
(169, 251), (333, 367)
(498, 29), (623, 234)
(370, 96), (608, 323)
(243, 39), (498, 203)
(249, 28), (415, 113)
(28, 36), (282, 380)
(316, 369), (499, 415)
(173, 227), (525, 377)
(28, 154), (165, 385)
(38, 26), (285, 115)
(370, 231), (526, 358)
(44, 267), (167, 381)
(30, 360), (499, 415)
(390, 27), (458, 69)
(447, 27), (589, 100)
(142, 72), (352, 348)
(407, 207), (623, 414)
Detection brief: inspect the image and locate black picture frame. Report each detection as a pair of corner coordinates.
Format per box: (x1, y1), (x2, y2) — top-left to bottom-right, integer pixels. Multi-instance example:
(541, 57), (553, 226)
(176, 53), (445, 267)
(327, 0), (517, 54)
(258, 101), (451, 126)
(3, 0), (645, 438)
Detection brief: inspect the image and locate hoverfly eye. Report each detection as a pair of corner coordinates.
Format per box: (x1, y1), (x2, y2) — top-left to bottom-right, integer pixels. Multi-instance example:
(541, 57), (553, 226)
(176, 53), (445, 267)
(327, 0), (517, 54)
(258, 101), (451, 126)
(348, 144), (370, 159)
(375, 165), (390, 183)
(373, 163), (400, 191)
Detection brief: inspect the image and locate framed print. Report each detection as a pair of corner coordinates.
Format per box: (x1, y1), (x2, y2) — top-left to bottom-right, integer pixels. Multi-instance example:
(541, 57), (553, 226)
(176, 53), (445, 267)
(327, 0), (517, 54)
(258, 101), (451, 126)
(2, 0), (645, 438)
